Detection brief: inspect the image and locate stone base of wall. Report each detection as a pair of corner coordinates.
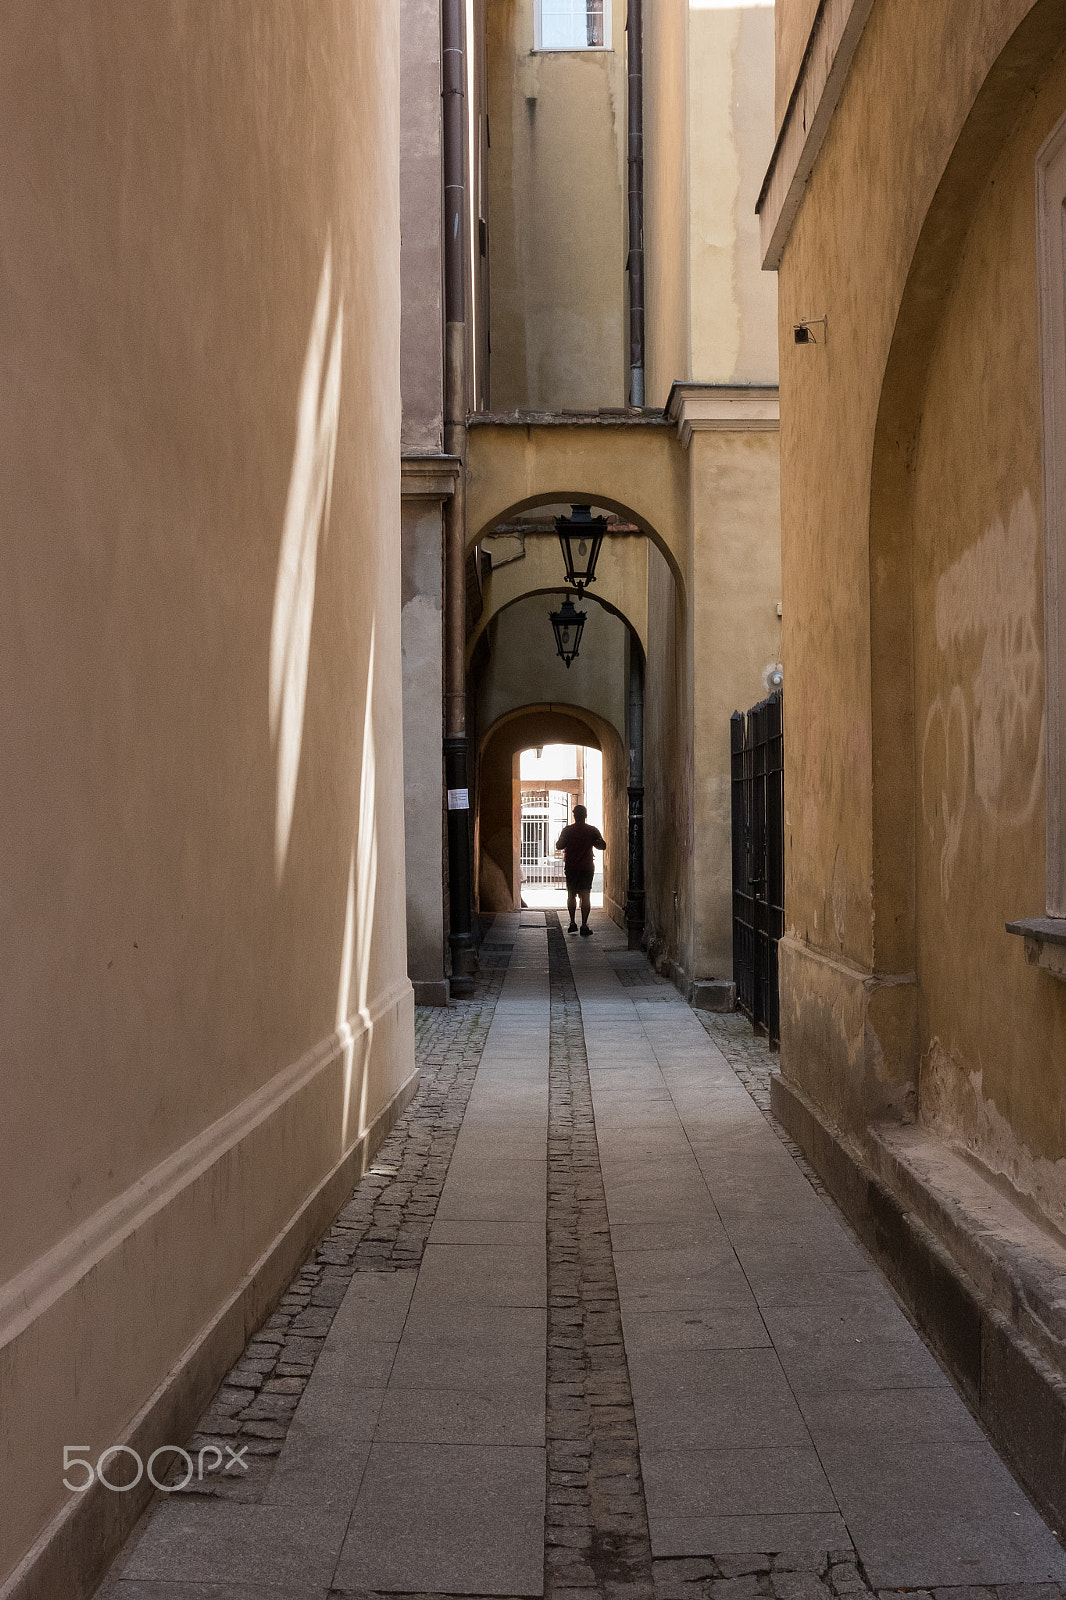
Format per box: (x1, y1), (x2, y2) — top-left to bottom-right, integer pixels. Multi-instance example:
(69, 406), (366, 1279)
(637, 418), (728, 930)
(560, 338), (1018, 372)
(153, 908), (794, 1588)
(690, 979), (737, 1013)
(771, 1071), (1066, 1540)
(412, 979), (450, 1006)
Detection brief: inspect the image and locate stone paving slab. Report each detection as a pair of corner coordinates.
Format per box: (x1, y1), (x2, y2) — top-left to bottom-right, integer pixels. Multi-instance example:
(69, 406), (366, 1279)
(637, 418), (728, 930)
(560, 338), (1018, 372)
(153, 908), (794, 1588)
(102, 1585), (328, 1599)
(334, 1441), (546, 1594)
(651, 1514), (853, 1562)
(121, 1501), (351, 1589)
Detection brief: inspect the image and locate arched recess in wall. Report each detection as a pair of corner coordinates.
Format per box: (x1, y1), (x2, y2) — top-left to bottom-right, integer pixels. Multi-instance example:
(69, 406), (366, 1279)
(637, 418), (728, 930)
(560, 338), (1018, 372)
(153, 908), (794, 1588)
(468, 585), (649, 666)
(477, 703), (629, 920)
(469, 490), (686, 602)
(867, 0), (1066, 982)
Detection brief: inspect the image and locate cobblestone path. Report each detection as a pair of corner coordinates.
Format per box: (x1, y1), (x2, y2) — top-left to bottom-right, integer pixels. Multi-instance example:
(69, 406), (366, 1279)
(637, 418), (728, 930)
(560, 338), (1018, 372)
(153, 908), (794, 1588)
(545, 910), (655, 1600)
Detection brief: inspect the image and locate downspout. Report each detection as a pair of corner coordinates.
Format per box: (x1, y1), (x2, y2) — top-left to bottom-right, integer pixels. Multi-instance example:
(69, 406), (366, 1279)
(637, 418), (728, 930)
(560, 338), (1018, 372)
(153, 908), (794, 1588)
(627, 0), (645, 408)
(443, 0), (476, 993)
(626, 642), (646, 949)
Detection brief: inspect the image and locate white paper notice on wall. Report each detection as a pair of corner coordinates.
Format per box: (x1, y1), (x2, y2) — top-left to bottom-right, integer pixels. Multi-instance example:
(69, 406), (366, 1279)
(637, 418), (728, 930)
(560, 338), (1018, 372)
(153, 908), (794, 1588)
(447, 788), (470, 811)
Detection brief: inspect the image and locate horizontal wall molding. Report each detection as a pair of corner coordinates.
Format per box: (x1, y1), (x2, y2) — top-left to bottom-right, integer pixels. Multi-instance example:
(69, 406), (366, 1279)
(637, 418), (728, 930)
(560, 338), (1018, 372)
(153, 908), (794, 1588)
(1, 1058), (419, 1600)
(0, 976), (412, 1354)
(400, 453), (461, 500)
(757, 0), (876, 270)
(666, 384), (780, 448)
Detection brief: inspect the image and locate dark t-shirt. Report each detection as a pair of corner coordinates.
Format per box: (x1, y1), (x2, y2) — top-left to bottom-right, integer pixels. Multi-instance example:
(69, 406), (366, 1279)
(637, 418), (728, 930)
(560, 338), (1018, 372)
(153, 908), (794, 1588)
(555, 821), (607, 875)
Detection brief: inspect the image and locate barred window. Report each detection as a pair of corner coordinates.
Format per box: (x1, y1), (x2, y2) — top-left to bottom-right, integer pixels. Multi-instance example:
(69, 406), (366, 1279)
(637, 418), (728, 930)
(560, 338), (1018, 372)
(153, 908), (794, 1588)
(535, 0), (609, 51)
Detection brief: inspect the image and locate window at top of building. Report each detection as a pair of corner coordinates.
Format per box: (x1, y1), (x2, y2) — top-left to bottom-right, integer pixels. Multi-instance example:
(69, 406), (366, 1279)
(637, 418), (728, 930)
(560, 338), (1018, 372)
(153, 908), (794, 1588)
(536, 0), (610, 51)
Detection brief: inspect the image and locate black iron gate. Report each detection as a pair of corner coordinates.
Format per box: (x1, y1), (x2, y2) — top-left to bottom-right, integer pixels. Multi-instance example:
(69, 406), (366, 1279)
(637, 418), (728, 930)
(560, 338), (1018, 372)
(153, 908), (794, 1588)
(730, 691), (784, 1048)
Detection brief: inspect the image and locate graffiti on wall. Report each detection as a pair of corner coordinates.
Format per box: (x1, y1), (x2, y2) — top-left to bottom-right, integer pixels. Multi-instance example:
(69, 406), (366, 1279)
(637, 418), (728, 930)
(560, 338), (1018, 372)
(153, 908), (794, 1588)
(920, 492), (1045, 897)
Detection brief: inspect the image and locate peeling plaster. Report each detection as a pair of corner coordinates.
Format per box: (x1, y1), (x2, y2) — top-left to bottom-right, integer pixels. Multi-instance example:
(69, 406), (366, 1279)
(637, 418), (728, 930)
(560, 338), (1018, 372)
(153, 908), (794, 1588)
(921, 492), (1045, 896)
(922, 1036), (1066, 1236)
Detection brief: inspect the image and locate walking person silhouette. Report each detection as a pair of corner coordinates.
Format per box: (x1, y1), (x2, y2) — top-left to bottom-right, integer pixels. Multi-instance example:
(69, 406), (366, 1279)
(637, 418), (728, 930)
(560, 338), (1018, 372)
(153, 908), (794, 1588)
(555, 803), (607, 936)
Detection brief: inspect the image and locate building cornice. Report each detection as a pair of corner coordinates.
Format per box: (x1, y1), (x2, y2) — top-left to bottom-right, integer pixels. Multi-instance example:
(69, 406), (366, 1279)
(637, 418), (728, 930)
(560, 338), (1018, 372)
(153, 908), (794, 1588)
(756, 0), (875, 271)
(665, 384), (780, 448)
(466, 409), (671, 428)
(400, 453), (461, 500)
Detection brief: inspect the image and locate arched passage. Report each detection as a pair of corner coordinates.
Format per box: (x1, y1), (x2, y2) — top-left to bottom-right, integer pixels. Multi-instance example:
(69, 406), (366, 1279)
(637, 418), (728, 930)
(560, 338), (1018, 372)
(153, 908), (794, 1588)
(476, 705), (628, 922)
(469, 533), (651, 665)
(465, 419), (689, 598)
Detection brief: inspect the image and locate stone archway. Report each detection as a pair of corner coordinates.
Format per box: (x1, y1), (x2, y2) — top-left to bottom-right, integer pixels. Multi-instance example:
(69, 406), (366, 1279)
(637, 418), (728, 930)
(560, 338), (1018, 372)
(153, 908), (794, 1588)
(477, 704), (628, 922)
(465, 419), (688, 597)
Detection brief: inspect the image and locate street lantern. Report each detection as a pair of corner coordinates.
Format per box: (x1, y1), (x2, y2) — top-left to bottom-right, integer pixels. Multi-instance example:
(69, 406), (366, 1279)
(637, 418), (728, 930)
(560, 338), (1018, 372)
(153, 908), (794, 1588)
(549, 593), (587, 668)
(555, 504), (607, 593)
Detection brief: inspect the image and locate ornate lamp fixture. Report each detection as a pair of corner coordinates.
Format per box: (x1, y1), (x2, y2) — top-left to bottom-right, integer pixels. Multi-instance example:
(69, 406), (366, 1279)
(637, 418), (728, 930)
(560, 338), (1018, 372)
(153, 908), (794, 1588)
(549, 593), (587, 668)
(555, 504), (607, 594)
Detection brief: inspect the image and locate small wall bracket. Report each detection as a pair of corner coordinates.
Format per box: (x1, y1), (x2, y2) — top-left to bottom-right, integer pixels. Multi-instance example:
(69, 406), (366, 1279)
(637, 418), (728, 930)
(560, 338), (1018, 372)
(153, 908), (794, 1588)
(793, 316), (828, 346)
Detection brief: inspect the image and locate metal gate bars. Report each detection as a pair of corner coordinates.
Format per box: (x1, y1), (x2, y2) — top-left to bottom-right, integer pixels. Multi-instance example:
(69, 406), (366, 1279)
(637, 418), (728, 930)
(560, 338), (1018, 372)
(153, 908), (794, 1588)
(730, 690), (784, 1049)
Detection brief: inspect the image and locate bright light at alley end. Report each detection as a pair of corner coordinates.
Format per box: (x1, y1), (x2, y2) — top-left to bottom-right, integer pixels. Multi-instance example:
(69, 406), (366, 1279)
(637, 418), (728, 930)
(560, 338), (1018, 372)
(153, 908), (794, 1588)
(555, 503), (607, 594)
(549, 593), (587, 668)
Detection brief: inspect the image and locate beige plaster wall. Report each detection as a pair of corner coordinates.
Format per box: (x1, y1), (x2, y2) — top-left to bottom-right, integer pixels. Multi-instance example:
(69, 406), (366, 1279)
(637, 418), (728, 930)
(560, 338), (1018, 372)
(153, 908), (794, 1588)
(485, 0), (627, 409)
(775, 0), (1066, 1195)
(690, 430), (782, 976)
(643, 2), (778, 403)
(0, 3), (411, 1586)
(644, 0), (690, 408)
(688, 4), (779, 386)
(643, 539), (693, 978)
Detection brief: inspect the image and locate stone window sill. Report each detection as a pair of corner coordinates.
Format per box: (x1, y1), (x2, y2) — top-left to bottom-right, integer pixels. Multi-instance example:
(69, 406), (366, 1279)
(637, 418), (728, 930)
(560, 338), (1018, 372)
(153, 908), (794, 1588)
(1006, 916), (1066, 980)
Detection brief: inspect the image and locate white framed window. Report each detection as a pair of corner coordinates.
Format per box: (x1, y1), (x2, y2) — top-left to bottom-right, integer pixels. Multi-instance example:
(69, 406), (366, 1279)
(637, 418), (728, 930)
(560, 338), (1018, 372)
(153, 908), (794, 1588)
(534, 0), (611, 51)
(1037, 111), (1066, 916)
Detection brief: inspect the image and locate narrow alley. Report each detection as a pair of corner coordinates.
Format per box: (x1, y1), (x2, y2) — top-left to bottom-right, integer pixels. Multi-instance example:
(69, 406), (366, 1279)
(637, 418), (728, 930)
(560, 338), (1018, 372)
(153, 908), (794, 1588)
(100, 917), (1066, 1599)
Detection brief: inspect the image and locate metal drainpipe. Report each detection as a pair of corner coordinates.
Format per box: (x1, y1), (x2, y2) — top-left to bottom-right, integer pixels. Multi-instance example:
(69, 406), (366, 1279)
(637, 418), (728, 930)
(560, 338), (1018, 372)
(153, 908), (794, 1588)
(627, 0), (645, 409)
(442, 0), (476, 994)
(626, 644), (646, 949)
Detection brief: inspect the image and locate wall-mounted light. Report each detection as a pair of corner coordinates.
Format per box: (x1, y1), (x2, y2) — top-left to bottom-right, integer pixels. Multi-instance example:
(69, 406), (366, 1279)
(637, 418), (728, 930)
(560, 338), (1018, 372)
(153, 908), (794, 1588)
(549, 593), (587, 668)
(793, 316), (827, 345)
(555, 503), (607, 593)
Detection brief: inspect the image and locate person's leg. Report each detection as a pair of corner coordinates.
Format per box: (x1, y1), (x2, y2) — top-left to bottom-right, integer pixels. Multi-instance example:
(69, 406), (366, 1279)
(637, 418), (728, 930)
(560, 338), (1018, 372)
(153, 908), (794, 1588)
(567, 883), (578, 931)
(579, 886), (592, 929)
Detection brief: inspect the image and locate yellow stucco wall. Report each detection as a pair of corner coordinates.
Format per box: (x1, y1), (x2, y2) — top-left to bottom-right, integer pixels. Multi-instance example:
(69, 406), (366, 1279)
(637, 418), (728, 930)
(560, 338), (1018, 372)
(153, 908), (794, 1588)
(0, 4), (411, 1586)
(643, 1), (778, 406)
(486, 0), (627, 409)
(688, 3), (779, 386)
(691, 430), (783, 975)
(775, 0), (1066, 1211)
(644, 0), (690, 407)
(911, 52), (1066, 1224)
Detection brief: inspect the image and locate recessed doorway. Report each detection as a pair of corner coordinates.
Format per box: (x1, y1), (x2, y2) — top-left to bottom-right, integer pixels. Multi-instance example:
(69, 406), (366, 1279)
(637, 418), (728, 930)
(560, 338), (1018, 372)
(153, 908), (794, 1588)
(519, 744), (604, 909)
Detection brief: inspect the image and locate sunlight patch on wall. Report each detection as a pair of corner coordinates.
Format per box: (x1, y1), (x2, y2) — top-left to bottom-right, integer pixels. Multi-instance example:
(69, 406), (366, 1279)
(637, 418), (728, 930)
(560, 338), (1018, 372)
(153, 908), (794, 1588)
(269, 239), (344, 882)
(341, 627), (379, 1153)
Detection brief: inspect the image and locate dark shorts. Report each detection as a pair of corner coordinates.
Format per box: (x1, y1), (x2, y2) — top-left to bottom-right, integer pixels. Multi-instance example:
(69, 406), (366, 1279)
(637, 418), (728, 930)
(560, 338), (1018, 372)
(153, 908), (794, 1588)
(565, 869), (595, 893)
